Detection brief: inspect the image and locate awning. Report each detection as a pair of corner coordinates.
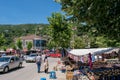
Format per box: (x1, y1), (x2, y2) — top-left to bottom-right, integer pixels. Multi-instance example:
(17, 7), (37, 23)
(69, 48), (114, 56)
(0, 50), (5, 53)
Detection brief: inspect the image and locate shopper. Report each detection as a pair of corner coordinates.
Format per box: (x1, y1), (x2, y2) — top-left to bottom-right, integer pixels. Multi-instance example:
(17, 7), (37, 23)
(36, 54), (42, 73)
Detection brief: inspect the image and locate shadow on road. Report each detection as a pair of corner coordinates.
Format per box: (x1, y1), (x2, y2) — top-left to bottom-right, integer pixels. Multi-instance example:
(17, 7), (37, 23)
(0, 66), (25, 75)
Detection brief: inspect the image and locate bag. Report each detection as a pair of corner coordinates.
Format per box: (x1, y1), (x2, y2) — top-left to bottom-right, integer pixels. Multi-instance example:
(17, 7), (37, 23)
(49, 71), (56, 79)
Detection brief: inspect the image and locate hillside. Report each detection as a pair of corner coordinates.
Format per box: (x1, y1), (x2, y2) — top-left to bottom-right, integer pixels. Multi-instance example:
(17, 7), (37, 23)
(0, 24), (49, 48)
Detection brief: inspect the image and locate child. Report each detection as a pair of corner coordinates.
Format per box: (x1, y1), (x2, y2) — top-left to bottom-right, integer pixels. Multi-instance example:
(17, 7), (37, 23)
(44, 60), (49, 73)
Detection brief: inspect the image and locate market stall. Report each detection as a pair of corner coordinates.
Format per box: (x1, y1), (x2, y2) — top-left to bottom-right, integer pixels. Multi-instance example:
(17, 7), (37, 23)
(62, 48), (120, 80)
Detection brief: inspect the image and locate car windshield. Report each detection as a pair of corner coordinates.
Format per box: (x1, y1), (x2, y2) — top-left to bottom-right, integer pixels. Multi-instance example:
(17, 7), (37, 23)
(0, 57), (10, 62)
(29, 54), (37, 57)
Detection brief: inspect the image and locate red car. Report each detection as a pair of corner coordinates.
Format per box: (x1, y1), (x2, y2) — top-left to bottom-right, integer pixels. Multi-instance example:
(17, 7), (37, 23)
(49, 53), (61, 58)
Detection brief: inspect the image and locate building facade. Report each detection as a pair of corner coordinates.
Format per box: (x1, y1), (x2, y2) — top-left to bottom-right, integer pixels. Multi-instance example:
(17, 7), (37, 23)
(20, 35), (46, 50)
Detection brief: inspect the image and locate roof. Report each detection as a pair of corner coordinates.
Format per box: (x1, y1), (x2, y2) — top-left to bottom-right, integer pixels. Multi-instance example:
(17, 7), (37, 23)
(20, 35), (45, 40)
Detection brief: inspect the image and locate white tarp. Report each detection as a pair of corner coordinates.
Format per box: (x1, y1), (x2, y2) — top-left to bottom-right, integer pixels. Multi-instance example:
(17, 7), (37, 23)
(69, 48), (114, 56)
(0, 50), (5, 53)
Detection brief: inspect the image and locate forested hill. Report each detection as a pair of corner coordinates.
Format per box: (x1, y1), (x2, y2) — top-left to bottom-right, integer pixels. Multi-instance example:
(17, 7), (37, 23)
(0, 24), (48, 48)
(0, 24), (48, 36)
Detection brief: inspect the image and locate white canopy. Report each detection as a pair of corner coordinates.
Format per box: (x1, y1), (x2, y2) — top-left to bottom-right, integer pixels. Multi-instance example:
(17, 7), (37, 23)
(0, 50), (5, 53)
(69, 48), (114, 56)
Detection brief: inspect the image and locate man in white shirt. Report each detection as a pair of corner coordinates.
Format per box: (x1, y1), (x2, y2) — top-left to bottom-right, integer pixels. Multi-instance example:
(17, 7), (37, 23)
(36, 54), (42, 73)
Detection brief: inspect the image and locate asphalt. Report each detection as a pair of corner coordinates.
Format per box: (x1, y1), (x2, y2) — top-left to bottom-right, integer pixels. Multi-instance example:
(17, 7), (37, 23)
(33, 57), (66, 80)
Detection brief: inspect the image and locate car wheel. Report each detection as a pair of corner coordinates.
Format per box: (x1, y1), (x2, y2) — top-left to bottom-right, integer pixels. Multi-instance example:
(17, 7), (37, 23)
(3, 66), (9, 73)
(18, 63), (22, 68)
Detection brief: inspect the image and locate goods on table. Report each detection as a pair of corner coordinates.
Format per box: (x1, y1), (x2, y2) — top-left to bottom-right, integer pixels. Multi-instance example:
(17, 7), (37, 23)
(66, 72), (73, 80)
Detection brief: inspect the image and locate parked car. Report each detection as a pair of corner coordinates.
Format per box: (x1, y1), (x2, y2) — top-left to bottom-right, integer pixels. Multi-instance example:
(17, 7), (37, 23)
(0, 56), (23, 73)
(25, 53), (38, 63)
(23, 55), (28, 60)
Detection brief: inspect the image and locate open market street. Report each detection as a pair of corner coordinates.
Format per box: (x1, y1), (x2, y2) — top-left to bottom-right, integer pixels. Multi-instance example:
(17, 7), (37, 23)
(0, 57), (65, 80)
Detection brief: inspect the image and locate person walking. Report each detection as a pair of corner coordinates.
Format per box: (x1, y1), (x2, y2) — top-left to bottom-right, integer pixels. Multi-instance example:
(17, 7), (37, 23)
(44, 55), (48, 62)
(36, 54), (42, 73)
(44, 60), (49, 73)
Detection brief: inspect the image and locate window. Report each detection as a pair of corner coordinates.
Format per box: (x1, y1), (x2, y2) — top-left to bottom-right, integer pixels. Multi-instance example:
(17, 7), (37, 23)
(15, 57), (19, 61)
(10, 57), (14, 63)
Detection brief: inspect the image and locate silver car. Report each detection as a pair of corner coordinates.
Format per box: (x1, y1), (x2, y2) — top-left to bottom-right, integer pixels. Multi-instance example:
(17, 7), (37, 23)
(25, 53), (38, 63)
(0, 56), (23, 73)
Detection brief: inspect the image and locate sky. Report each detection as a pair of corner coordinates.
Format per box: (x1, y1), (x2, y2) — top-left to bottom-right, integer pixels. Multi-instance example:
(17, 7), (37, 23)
(0, 0), (61, 24)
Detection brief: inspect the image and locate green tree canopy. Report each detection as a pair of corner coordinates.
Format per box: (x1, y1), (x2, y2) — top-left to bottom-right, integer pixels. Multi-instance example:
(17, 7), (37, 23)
(0, 24), (48, 48)
(16, 39), (23, 50)
(56, 0), (120, 46)
(47, 12), (72, 48)
(27, 42), (32, 50)
(12, 44), (17, 50)
(0, 33), (6, 48)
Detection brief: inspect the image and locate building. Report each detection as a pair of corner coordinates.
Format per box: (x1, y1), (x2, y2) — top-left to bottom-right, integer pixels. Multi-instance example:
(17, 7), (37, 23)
(20, 35), (46, 50)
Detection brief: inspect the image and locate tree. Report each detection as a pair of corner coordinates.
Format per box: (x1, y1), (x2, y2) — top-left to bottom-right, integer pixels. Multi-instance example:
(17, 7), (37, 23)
(56, 0), (120, 46)
(0, 24), (48, 48)
(73, 36), (86, 48)
(0, 33), (6, 47)
(3, 46), (7, 51)
(47, 12), (72, 48)
(12, 45), (17, 50)
(27, 42), (32, 50)
(16, 39), (23, 50)
(46, 39), (56, 49)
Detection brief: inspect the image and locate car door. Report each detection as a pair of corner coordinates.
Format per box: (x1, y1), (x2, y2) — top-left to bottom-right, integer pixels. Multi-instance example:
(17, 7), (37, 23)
(14, 57), (20, 67)
(9, 57), (15, 69)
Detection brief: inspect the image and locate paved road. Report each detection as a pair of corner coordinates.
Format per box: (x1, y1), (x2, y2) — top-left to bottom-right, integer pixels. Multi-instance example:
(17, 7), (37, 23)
(0, 57), (62, 80)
